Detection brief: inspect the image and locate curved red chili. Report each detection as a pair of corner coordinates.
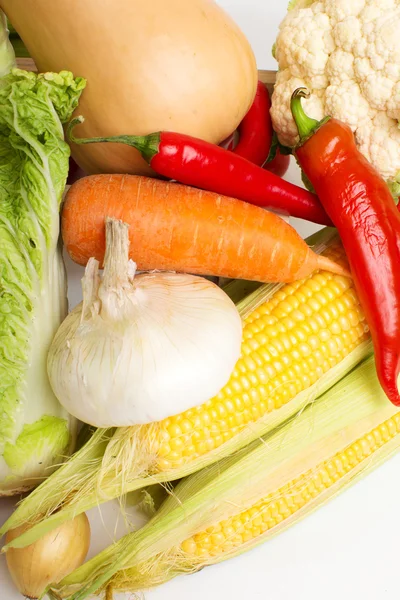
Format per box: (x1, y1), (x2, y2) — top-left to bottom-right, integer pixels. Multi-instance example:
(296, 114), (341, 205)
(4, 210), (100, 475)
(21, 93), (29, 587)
(230, 81), (290, 176)
(67, 119), (331, 226)
(291, 87), (400, 406)
(232, 80), (273, 166)
(227, 81), (290, 177)
(264, 148), (291, 178)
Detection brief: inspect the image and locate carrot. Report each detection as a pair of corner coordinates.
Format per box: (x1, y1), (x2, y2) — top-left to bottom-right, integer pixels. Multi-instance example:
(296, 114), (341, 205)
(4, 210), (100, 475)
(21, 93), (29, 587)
(62, 175), (347, 283)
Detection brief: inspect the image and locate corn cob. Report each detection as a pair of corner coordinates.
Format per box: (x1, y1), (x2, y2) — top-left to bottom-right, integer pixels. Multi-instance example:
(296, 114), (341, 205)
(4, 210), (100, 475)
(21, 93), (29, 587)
(52, 355), (400, 600)
(1, 228), (372, 551)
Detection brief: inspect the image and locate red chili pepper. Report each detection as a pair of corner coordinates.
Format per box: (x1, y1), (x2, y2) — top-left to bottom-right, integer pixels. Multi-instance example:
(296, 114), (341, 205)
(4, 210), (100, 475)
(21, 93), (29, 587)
(226, 81), (290, 177)
(291, 87), (400, 406)
(264, 148), (291, 178)
(231, 80), (273, 166)
(67, 118), (332, 226)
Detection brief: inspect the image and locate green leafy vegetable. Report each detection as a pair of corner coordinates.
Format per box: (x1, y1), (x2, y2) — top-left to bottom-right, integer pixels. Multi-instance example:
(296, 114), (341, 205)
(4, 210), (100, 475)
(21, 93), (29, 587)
(0, 12), (86, 493)
(3, 416), (70, 476)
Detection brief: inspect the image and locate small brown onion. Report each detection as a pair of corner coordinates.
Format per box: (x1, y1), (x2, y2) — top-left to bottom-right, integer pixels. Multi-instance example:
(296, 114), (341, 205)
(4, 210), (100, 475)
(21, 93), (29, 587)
(5, 513), (90, 599)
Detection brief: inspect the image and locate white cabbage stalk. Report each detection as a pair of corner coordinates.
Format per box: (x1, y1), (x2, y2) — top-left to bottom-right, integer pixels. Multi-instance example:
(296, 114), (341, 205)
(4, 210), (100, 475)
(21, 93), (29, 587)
(0, 12), (86, 494)
(48, 218), (243, 427)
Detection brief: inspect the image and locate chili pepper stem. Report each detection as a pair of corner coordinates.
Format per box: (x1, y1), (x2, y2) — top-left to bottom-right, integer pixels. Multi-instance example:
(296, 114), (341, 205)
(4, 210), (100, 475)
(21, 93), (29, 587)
(291, 88), (329, 145)
(67, 116), (161, 163)
(67, 113), (331, 225)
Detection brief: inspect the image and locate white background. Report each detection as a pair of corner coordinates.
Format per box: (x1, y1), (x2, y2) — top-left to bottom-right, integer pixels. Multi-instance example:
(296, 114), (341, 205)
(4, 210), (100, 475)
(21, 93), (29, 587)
(2, 1), (400, 599)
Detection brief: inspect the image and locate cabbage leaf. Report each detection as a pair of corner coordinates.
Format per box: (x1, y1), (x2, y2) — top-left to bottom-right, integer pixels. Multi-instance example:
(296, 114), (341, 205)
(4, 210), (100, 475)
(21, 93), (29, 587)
(0, 15), (86, 492)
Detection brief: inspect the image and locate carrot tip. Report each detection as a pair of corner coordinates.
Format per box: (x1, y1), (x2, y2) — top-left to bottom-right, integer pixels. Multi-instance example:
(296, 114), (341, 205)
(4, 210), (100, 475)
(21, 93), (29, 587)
(316, 255), (351, 278)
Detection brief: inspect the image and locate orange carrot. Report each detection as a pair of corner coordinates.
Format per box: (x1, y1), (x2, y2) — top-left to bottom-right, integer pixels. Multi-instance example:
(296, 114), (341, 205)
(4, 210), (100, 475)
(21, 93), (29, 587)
(62, 175), (347, 283)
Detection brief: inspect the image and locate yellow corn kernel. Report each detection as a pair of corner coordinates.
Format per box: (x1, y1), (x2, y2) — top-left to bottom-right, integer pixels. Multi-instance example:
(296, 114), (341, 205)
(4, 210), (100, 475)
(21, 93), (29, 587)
(0, 235), (374, 559)
(49, 355), (399, 600)
(181, 413), (400, 559)
(154, 241), (368, 471)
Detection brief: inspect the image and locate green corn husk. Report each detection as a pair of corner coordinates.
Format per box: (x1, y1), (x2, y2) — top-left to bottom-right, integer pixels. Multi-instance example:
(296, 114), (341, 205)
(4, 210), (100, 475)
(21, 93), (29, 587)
(222, 278), (262, 304)
(0, 227), (373, 552)
(49, 355), (400, 599)
(126, 483), (174, 518)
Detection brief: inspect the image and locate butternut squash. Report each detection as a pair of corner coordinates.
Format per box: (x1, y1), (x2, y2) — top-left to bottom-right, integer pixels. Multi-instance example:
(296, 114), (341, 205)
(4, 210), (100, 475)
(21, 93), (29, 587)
(2, 0), (258, 176)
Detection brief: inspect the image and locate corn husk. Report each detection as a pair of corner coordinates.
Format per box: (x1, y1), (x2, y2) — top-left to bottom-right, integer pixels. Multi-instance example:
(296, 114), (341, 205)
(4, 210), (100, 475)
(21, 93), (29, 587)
(1, 227), (372, 551)
(51, 354), (399, 599)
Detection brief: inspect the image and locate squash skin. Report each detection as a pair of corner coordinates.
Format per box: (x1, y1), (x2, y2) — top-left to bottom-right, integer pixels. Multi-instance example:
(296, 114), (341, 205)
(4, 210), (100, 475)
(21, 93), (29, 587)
(3, 0), (258, 176)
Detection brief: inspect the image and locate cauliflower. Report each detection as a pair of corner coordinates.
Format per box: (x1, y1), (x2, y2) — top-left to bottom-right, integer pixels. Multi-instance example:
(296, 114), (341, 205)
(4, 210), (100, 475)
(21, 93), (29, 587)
(271, 0), (400, 189)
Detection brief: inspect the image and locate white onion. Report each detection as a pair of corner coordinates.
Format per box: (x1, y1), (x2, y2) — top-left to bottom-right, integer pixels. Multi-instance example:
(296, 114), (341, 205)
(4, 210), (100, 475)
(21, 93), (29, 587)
(48, 218), (243, 427)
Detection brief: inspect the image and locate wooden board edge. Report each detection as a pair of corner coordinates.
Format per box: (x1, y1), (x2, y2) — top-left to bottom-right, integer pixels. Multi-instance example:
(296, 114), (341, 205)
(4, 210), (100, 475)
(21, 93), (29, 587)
(15, 57), (36, 72)
(258, 70), (276, 95)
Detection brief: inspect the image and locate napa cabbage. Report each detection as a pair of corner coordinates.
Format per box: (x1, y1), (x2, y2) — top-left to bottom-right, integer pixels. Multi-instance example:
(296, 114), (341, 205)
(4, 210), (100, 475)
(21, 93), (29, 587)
(0, 11), (86, 493)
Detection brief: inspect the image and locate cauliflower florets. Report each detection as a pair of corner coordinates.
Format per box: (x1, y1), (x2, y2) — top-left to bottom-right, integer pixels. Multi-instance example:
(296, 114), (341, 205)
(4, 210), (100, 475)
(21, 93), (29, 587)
(271, 0), (400, 186)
